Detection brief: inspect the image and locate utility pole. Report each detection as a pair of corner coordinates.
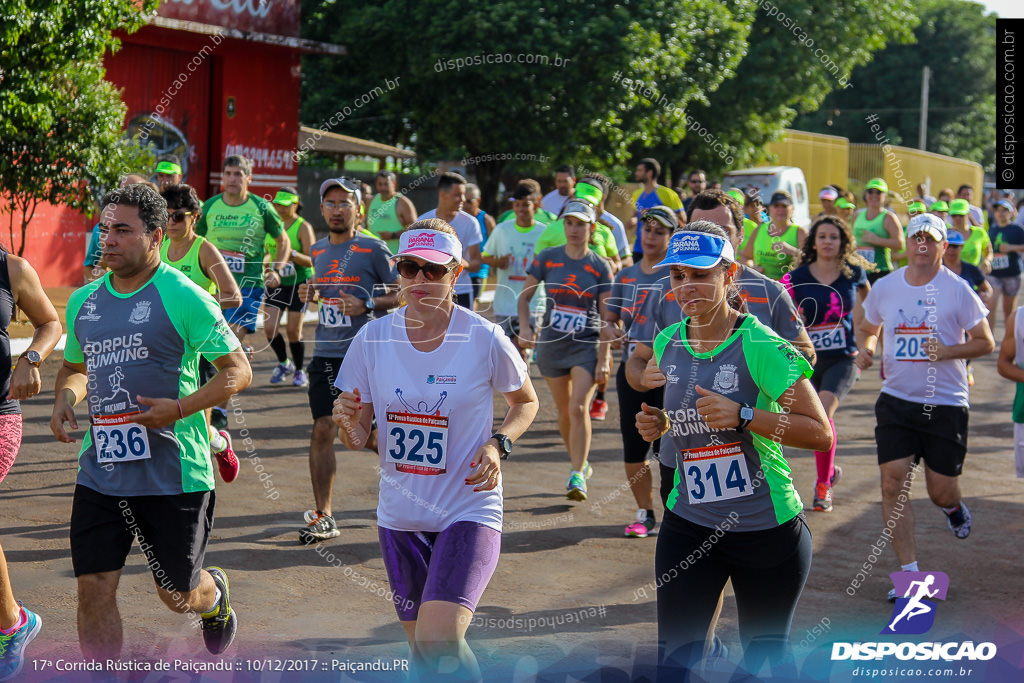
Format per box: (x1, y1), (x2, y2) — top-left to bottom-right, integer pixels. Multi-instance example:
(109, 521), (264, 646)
(918, 65), (930, 151)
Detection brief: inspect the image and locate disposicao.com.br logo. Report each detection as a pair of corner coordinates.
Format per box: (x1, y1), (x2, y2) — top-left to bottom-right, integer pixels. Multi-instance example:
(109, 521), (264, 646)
(831, 571), (997, 662)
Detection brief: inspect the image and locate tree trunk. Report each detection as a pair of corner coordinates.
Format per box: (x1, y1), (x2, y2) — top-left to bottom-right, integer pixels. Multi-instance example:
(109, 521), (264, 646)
(470, 158), (507, 216)
(18, 196), (38, 256)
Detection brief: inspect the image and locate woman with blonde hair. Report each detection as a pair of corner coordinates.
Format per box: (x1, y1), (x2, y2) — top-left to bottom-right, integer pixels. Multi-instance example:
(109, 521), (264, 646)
(333, 218), (539, 681)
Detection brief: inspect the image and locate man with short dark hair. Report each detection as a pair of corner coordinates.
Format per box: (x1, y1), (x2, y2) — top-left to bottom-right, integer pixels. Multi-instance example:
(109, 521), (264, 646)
(483, 182), (548, 358)
(195, 155), (289, 427)
(681, 169), (706, 214)
(542, 165), (576, 215)
(297, 178), (398, 543)
(51, 183), (252, 660)
(630, 157), (684, 260)
(417, 172), (483, 308)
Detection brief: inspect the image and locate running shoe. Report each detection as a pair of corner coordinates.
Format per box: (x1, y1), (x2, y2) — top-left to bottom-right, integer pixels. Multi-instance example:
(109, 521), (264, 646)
(299, 511), (340, 544)
(293, 369), (309, 387)
(270, 359), (294, 384)
(0, 604), (41, 682)
(566, 471), (588, 501)
(888, 587), (898, 602)
(213, 431), (239, 483)
(708, 635), (729, 661)
(589, 398), (608, 421)
(812, 482), (834, 512)
(583, 462), (594, 480)
(201, 567), (236, 655)
(211, 407), (228, 430)
(624, 509), (656, 538)
(831, 465), (843, 488)
(945, 502), (972, 539)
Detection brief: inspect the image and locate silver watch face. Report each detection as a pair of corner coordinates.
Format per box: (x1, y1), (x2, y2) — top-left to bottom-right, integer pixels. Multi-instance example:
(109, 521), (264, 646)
(25, 350), (41, 365)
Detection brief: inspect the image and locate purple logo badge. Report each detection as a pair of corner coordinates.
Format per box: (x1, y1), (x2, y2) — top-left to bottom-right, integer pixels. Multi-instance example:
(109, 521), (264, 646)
(882, 571), (949, 635)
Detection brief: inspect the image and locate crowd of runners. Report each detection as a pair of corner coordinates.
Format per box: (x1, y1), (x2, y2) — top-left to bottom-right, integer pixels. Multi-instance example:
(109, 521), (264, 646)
(0, 151), (1020, 680)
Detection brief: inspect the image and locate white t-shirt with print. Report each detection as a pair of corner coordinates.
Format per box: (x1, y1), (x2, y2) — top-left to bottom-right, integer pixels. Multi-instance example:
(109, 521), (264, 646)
(417, 209), (483, 297)
(336, 305), (528, 532)
(483, 220), (547, 316)
(862, 266), (988, 407)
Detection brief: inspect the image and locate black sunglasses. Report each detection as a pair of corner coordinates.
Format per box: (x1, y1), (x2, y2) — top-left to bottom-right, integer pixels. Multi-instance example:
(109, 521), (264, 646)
(396, 259), (453, 282)
(169, 210), (194, 223)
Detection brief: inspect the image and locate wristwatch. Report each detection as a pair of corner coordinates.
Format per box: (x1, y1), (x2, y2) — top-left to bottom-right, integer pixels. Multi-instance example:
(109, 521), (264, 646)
(20, 350), (41, 367)
(736, 403), (754, 433)
(365, 297), (375, 311)
(491, 433), (513, 460)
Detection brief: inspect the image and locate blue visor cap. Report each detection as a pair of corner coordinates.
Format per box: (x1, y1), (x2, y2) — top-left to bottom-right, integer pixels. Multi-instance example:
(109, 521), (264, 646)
(654, 231), (736, 269)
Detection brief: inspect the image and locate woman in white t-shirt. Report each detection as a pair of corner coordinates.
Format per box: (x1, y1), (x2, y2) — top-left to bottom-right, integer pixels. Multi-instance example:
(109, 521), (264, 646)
(333, 218), (539, 680)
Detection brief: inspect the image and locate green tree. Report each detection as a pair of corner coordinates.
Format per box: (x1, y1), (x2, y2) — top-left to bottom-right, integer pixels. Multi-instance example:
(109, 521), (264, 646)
(0, 0), (157, 254)
(661, 0), (917, 181)
(794, 0), (995, 171)
(301, 0), (753, 211)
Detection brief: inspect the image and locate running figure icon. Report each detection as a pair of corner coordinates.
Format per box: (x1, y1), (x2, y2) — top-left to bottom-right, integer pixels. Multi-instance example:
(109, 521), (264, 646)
(882, 571), (949, 635)
(888, 574), (938, 631)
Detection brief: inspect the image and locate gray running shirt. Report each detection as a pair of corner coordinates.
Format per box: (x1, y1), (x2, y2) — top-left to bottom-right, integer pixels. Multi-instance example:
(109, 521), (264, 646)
(310, 235), (397, 359)
(64, 264), (239, 496)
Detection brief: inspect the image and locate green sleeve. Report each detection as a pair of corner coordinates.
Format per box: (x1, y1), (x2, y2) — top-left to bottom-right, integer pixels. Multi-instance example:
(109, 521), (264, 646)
(194, 197), (216, 237)
(62, 286), (99, 364)
(658, 186), (684, 212)
(258, 196), (284, 238)
(158, 271), (241, 361)
(653, 322), (683, 364)
(535, 229), (555, 254)
(743, 319), (813, 402)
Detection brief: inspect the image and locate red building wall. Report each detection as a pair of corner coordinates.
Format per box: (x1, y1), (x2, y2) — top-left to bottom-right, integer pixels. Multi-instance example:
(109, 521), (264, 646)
(12, 1), (302, 287)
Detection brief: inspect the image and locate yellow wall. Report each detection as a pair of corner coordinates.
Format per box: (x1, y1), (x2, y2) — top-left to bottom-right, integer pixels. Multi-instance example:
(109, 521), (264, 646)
(848, 143), (984, 217)
(766, 130), (849, 215)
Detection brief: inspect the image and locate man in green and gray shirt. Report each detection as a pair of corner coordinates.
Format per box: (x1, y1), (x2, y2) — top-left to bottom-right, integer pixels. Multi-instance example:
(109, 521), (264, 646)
(51, 183), (251, 661)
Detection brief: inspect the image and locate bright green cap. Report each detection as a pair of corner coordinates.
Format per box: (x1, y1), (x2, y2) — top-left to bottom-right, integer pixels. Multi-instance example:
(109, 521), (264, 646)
(273, 190), (300, 206)
(574, 181), (604, 206)
(155, 161), (182, 175)
(865, 178), (888, 193)
(835, 198), (855, 209)
(727, 189), (744, 204)
(930, 200), (949, 212)
(948, 198), (970, 216)
(907, 200), (926, 213)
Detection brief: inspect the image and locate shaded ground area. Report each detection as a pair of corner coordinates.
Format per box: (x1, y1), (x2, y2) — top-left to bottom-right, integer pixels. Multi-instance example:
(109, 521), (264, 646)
(4, 315), (1024, 681)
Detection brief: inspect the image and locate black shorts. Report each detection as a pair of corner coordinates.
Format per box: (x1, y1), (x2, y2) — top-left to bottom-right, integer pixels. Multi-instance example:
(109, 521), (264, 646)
(874, 392), (969, 477)
(264, 283), (307, 312)
(198, 356), (217, 385)
(867, 269), (890, 285)
(810, 354), (858, 401)
(616, 362), (663, 463)
(70, 484), (215, 592)
(308, 356), (342, 420)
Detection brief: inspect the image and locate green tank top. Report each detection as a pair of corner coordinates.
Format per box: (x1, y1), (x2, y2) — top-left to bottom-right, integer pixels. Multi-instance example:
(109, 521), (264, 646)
(367, 194), (404, 254)
(752, 223), (800, 279)
(853, 210), (894, 272)
(739, 217), (757, 252)
(960, 226), (989, 267)
(264, 217), (315, 286)
(160, 236), (216, 294)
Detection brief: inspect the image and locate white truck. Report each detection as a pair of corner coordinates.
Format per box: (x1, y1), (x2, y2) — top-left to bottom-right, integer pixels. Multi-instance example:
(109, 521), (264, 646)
(721, 166), (811, 228)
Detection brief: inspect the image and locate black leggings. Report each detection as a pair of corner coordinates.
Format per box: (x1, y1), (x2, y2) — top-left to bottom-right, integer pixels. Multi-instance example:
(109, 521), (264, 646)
(616, 362), (664, 463)
(655, 509), (812, 674)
